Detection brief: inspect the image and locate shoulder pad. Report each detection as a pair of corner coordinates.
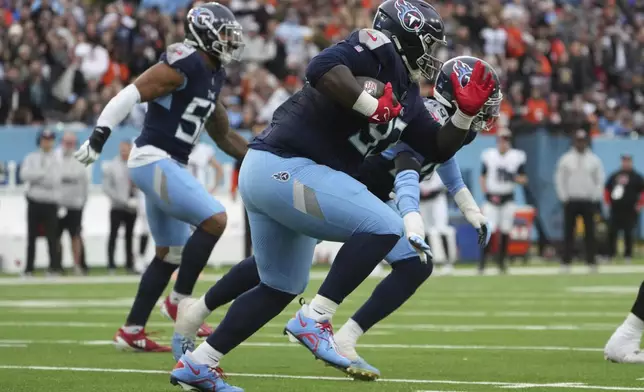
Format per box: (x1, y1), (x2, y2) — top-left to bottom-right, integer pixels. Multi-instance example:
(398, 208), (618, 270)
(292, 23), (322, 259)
(511, 149), (527, 163)
(357, 29), (392, 51)
(422, 98), (449, 126)
(166, 43), (197, 65)
(481, 148), (494, 161)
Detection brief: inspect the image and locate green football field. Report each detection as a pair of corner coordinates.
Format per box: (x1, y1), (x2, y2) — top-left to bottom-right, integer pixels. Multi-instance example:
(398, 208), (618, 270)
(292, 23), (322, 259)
(2, 265), (644, 392)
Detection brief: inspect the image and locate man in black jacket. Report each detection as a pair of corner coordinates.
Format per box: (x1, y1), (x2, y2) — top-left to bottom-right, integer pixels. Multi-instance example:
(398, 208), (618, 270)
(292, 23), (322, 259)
(605, 154), (644, 262)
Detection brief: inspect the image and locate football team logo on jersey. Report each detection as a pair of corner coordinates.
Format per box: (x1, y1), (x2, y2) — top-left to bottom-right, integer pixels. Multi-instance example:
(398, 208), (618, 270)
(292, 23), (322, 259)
(394, 0), (425, 33)
(453, 59), (473, 87)
(272, 171), (290, 182)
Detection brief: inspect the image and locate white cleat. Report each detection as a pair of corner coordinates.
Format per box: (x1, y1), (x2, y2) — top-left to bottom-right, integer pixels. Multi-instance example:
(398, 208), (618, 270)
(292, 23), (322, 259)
(440, 264), (454, 276)
(604, 326), (644, 364)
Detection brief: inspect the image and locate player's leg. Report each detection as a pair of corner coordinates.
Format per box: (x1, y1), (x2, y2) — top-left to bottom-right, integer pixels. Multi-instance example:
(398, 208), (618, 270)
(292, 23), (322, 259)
(107, 209), (120, 271)
(480, 202), (499, 273)
(497, 202), (516, 274)
(147, 159), (227, 321)
(334, 207), (433, 380)
(605, 280), (644, 363)
(433, 194), (457, 274)
(171, 208), (315, 392)
(113, 163), (193, 352)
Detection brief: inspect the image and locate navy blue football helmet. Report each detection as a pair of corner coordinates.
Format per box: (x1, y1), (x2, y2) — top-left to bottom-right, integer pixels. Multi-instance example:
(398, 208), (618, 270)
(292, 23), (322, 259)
(373, 0), (447, 83)
(185, 2), (244, 64)
(433, 56), (503, 132)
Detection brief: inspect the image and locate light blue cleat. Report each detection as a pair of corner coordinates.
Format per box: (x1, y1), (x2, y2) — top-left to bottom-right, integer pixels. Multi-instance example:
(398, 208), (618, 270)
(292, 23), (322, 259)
(346, 356), (381, 381)
(170, 353), (243, 392)
(172, 332), (196, 362)
(283, 304), (352, 371)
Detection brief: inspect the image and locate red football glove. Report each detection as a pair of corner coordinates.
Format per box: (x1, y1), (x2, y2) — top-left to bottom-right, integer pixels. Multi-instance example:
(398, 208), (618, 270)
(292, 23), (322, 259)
(451, 60), (495, 116)
(368, 82), (402, 124)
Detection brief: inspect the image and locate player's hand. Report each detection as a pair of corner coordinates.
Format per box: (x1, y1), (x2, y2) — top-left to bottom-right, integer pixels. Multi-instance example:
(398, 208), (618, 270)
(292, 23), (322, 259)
(368, 82), (402, 124)
(408, 233), (433, 263)
(403, 212), (433, 263)
(74, 126), (111, 166)
(451, 60), (495, 116)
(463, 209), (490, 246)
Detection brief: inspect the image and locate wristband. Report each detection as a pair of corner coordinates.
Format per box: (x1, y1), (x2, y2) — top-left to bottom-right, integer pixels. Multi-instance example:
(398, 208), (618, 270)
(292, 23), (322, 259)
(352, 90), (379, 117)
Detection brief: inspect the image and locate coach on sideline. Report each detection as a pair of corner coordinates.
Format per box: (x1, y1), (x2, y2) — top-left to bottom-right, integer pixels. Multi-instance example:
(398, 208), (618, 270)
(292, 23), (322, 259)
(555, 129), (605, 272)
(20, 129), (63, 276)
(58, 131), (90, 275)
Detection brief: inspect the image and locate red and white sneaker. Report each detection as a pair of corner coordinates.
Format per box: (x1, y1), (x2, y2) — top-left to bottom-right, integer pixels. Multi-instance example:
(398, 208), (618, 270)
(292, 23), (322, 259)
(113, 327), (171, 352)
(160, 296), (214, 337)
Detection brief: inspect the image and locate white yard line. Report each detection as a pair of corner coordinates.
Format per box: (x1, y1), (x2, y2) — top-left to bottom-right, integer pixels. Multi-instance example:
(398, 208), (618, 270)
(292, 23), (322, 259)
(2, 265), (644, 286)
(0, 320), (618, 332)
(0, 338), (604, 352)
(0, 365), (642, 390)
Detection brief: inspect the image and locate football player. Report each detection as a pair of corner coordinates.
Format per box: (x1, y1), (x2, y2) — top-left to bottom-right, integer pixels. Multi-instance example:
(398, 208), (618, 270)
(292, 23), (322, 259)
(478, 128), (527, 274)
(605, 281), (644, 363)
(169, 0), (494, 385)
(74, 2), (248, 355)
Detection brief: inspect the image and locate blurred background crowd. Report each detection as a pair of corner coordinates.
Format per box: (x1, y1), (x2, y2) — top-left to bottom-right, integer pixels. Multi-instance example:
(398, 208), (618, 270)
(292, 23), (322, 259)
(0, 0), (643, 137)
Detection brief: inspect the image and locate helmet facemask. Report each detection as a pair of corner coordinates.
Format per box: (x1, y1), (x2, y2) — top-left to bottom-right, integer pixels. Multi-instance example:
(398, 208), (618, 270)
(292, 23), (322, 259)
(471, 92), (503, 132)
(392, 32), (446, 83)
(186, 14), (245, 65)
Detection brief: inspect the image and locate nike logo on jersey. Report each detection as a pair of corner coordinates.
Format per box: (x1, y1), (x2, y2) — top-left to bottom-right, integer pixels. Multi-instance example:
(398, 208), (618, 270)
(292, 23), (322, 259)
(366, 31), (379, 41)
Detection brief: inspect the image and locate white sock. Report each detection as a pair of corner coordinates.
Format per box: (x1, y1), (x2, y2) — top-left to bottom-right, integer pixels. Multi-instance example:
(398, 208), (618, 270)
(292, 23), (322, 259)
(175, 296), (211, 337)
(334, 318), (363, 360)
(308, 294), (339, 322)
(122, 325), (143, 334)
(170, 290), (189, 305)
(623, 313), (644, 336)
(191, 342), (223, 367)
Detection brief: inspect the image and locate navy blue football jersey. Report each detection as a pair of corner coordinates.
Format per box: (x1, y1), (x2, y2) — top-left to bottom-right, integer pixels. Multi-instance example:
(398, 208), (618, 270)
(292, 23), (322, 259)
(358, 98), (477, 202)
(249, 29), (442, 177)
(136, 43), (226, 164)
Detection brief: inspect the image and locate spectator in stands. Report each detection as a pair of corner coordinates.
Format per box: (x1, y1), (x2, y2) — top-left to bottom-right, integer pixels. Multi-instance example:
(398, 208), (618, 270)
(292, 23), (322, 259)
(605, 154), (644, 263)
(555, 130), (605, 272)
(19, 129), (62, 276)
(57, 131), (89, 275)
(103, 140), (137, 275)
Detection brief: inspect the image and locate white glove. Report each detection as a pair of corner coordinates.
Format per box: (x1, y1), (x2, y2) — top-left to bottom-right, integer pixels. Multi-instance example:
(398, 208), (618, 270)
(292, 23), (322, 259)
(463, 209), (490, 246)
(127, 197), (138, 210)
(403, 212), (433, 263)
(74, 140), (100, 166)
(454, 188), (490, 246)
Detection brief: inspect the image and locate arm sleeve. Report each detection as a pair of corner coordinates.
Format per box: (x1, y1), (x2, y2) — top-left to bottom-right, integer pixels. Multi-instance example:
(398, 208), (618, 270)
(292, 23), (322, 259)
(394, 169), (421, 217)
(305, 30), (387, 86)
(437, 157), (466, 196)
(19, 153), (45, 182)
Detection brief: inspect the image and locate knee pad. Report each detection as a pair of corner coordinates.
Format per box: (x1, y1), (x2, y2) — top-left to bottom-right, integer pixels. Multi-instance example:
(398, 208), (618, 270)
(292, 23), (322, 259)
(165, 246), (183, 265)
(391, 256), (434, 289)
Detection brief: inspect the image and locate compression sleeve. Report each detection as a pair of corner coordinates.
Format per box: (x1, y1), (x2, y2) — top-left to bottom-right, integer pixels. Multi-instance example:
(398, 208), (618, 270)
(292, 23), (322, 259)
(436, 157), (466, 196)
(394, 169), (420, 216)
(96, 84), (141, 129)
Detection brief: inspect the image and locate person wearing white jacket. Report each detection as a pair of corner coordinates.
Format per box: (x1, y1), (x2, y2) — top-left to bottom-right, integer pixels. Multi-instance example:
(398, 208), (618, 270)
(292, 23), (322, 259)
(103, 140), (138, 273)
(554, 130), (605, 271)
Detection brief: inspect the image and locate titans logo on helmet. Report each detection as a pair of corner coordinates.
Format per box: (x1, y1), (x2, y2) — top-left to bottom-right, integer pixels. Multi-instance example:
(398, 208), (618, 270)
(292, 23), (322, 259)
(394, 0), (425, 33)
(453, 59), (473, 86)
(188, 7), (215, 28)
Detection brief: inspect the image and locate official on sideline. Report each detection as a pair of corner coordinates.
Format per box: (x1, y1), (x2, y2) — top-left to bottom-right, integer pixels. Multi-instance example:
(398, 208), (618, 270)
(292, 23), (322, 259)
(19, 129), (62, 275)
(57, 131), (90, 275)
(555, 130), (605, 271)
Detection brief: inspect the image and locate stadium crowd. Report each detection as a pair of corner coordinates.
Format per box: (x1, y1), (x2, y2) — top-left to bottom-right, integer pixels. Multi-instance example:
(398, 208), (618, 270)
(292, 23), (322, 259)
(0, 0), (643, 137)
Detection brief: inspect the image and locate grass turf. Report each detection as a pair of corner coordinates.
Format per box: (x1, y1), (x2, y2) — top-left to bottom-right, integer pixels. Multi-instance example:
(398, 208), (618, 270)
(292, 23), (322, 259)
(1, 265), (644, 391)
